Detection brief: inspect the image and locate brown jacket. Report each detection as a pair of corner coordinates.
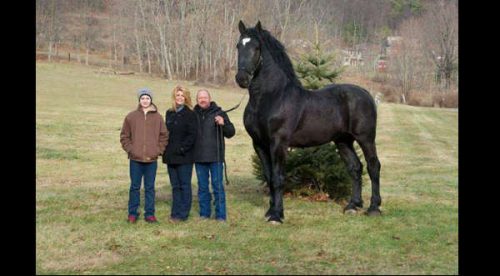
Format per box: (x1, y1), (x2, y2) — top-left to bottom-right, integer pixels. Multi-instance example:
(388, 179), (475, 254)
(120, 103), (169, 163)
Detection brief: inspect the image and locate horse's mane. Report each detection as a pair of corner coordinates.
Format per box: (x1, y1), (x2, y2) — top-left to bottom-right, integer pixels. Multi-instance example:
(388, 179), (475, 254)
(247, 28), (303, 88)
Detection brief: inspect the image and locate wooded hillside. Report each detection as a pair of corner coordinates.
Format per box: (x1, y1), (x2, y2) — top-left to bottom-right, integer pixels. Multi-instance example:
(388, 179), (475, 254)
(36, 0), (458, 107)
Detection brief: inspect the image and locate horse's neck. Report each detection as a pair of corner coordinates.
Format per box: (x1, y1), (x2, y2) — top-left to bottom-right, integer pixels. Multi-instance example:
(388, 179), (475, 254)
(248, 65), (294, 113)
(252, 55), (289, 93)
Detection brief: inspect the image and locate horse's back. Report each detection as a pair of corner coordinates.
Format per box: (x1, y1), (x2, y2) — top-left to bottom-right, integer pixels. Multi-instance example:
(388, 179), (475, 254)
(318, 83), (376, 115)
(295, 83), (377, 143)
(317, 84), (375, 105)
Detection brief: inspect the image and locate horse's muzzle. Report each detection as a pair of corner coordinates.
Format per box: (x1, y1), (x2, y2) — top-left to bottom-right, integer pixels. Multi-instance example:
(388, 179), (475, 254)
(235, 70), (250, 88)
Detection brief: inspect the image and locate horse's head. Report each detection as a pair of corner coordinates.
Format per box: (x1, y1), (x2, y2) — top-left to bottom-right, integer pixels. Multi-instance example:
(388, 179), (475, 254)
(235, 20), (263, 88)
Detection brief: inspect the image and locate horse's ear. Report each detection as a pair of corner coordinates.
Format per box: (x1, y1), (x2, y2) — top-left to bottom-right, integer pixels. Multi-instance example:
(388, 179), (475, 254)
(256, 21), (263, 32)
(239, 20), (246, 35)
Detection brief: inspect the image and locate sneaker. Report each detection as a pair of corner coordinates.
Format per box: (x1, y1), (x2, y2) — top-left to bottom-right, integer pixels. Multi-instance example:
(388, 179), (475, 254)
(127, 215), (137, 223)
(145, 215), (158, 223)
(216, 218), (226, 222)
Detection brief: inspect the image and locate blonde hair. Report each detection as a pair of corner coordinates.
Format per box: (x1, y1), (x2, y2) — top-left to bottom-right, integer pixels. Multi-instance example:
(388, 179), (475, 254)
(171, 85), (193, 111)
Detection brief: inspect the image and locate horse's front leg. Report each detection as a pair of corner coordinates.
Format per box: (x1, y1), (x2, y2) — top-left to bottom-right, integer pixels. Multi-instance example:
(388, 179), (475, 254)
(252, 142), (276, 219)
(267, 138), (288, 224)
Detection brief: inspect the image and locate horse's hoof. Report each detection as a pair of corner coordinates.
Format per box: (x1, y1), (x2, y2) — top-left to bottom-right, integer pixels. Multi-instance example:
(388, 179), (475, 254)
(267, 214), (283, 224)
(265, 209), (284, 220)
(268, 220), (282, 225)
(266, 216), (284, 222)
(344, 209), (358, 215)
(366, 209), (382, 216)
(264, 212), (271, 220)
(265, 209), (272, 218)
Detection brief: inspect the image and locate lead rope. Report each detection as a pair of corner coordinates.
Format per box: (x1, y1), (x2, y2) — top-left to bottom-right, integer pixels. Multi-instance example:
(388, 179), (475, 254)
(215, 123), (223, 218)
(223, 93), (246, 114)
(221, 93), (246, 186)
(215, 124), (228, 186)
(219, 125), (229, 185)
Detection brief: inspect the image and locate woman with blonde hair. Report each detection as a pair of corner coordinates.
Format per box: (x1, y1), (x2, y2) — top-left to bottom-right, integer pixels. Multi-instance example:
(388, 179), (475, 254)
(162, 85), (198, 222)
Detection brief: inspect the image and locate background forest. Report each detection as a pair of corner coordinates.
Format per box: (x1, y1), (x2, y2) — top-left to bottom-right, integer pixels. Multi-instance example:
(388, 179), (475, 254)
(36, 0), (458, 107)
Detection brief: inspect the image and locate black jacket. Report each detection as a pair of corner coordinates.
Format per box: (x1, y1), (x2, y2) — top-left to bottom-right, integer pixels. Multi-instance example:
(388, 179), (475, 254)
(162, 107), (198, 165)
(193, 102), (235, 163)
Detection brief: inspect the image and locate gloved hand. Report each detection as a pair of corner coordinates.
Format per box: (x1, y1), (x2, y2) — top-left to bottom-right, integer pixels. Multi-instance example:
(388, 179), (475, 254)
(176, 147), (185, 155)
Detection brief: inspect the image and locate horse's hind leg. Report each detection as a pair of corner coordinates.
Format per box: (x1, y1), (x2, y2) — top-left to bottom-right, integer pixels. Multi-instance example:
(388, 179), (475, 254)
(336, 141), (364, 213)
(357, 138), (382, 216)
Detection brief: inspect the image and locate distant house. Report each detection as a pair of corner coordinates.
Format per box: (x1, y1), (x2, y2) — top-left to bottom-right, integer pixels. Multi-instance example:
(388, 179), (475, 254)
(383, 36), (403, 57)
(342, 48), (364, 67)
(376, 58), (387, 72)
(376, 36), (404, 72)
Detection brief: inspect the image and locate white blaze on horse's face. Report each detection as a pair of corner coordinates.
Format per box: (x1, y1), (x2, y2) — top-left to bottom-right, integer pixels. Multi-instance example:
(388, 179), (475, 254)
(242, 38), (251, 46)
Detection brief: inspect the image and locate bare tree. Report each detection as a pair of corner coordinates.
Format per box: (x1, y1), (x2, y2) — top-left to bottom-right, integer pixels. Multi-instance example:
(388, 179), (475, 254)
(421, 0), (458, 89)
(222, 2), (237, 84)
(137, 0), (153, 74)
(133, 4), (143, 72)
(36, 0), (48, 50)
(46, 0), (58, 61)
(151, 0), (173, 79)
(37, 0), (64, 61)
(389, 18), (426, 104)
(35, 0), (456, 93)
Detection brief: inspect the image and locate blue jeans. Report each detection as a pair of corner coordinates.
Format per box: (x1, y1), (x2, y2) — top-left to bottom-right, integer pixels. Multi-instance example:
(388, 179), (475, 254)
(167, 163), (193, 220)
(129, 160), (157, 218)
(195, 162), (226, 220)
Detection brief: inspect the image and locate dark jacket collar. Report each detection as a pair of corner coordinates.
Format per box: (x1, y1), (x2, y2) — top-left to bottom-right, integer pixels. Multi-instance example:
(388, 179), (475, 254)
(168, 105), (192, 114)
(194, 102), (221, 114)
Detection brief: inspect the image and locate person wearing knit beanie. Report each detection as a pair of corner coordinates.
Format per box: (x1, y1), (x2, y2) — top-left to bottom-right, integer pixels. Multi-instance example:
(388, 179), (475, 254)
(120, 87), (168, 224)
(137, 87), (154, 102)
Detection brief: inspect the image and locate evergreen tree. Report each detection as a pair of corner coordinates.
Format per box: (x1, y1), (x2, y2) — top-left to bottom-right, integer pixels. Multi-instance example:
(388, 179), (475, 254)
(295, 24), (344, 90)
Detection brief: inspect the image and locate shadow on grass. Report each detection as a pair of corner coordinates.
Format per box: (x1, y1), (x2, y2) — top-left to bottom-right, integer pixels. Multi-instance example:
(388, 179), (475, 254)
(226, 175), (268, 208)
(154, 174), (266, 209)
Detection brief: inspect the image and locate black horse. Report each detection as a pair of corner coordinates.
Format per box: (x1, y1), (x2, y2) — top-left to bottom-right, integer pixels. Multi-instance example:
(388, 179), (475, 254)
(235, 21), (382, 223)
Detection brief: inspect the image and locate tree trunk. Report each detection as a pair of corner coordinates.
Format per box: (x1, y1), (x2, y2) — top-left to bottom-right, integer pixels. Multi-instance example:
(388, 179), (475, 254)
(135, 40), (143, 73)
(113, 30), (117, 62)
(48, 41), (53, 62)
(208, 50), (212, 75)
(213, 58), (217, 82)
(134, 10), (143, 73)
(85, 48), (89, 66)
(146, 44), (151, 75)
(155, 11), (168, 78)
(225, 11), (236, 77)
(121, 43), (125, 68)
(195, 56), (199, 80)
(166, 48), (173, 80)
(138, 0), (152, 75)
(175, 46), (179, 77)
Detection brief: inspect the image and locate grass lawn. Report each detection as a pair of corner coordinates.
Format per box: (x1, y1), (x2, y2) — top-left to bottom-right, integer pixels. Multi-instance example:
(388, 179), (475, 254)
(36, 62), (458, 274)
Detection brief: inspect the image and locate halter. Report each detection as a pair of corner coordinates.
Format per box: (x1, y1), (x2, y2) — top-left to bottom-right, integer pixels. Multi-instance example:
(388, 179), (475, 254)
(238, 51), (262, 80)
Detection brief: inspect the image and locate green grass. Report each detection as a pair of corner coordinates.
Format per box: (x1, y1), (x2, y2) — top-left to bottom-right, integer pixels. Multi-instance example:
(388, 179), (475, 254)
(36, 62), (458, 274)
